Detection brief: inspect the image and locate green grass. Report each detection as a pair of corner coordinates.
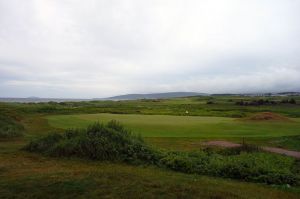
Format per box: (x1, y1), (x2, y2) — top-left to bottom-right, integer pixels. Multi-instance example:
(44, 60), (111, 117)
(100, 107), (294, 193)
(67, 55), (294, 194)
(269, 135), (300, 151)
(1, 97), (300, 198)
(6, 95), (300, 117)
(47, 113), (300, 138)
(1, 124), (298, 198)
(25, 122), (300, 185)
(1, 150), (299, 199)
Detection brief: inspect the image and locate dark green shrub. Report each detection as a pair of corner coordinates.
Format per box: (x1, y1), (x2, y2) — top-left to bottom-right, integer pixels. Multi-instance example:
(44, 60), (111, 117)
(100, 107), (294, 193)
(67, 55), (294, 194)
(25, 122), (160, 164)
(160, 151), (299, 185)
(25, 133), (63, 152)
(159, 152), (197, 173)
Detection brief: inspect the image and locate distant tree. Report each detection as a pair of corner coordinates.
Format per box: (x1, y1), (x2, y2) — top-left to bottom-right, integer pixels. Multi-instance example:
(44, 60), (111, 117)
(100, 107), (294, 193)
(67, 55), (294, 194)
(281, 99), (288, 104)
(235, 100), (244, 105)
(206, 101), (214, 104)
(257, 99), (264, 105)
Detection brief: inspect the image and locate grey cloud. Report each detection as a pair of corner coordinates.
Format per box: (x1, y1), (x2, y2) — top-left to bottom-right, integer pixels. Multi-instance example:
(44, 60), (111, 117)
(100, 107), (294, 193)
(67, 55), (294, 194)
(0, 0), (300, 98)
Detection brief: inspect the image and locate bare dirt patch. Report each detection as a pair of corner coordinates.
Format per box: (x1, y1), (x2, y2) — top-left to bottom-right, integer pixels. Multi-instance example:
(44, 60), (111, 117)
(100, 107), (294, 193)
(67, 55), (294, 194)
(262, 147), (300, 159)
(242, 112), (292, 122)
(203, 140), (300, 159)
(203, 140), (241, 148)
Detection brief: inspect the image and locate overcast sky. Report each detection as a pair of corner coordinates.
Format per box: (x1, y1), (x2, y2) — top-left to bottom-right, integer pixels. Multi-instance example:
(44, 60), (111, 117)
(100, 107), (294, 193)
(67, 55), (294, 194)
(0, 0), (300, 98)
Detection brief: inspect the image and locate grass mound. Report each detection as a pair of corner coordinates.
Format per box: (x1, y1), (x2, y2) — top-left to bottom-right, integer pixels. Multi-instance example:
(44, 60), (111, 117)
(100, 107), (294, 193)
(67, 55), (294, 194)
(243, 112), (291, 122)
(25, 121), (300, 185)
(25, 121), (159, 164)
(0, 110), (24, 138)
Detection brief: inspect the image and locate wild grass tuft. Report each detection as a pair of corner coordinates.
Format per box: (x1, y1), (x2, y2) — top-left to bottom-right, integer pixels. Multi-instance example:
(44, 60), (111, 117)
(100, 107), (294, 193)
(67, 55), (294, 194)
(0, 110), (24, 138)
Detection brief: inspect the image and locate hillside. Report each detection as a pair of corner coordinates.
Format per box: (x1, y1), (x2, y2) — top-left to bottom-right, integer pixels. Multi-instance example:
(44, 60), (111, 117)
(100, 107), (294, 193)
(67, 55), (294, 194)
(104, 92), (206, 100)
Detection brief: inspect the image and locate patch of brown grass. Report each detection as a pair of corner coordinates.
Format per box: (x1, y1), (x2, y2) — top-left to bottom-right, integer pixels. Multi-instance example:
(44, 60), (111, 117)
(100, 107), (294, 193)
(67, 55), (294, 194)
(242, 112), (292, 122)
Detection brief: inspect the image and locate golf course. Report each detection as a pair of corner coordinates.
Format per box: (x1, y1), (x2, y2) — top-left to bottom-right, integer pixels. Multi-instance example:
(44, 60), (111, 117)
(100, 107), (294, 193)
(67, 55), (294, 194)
(1, 96), (300, 198)
(47, 113), (300, 138)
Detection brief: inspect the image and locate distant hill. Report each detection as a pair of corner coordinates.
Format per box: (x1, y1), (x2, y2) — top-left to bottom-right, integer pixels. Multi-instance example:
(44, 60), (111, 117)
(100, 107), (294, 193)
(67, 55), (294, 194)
(0, 92), (205, 102)
(0, 97), (88, 103)
(103, 92), (207, 100)
(2, 91), (299, 103)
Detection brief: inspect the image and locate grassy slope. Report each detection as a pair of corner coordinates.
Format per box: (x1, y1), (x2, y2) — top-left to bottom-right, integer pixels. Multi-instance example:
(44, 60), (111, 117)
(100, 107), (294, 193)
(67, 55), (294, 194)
(47, 113), (300, 138)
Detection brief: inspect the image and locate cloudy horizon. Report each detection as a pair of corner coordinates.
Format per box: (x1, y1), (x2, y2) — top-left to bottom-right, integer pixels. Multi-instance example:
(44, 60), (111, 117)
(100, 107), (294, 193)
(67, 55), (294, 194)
(1, 0), (300, 98)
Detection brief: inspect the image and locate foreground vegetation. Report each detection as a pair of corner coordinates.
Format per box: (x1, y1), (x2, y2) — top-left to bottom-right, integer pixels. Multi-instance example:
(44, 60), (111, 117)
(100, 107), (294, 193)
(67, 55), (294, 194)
(0, 108), (23, 138)
(25, 122), (300, 185)
(1, 149), (299, 199)
(25, 121), (158, 164)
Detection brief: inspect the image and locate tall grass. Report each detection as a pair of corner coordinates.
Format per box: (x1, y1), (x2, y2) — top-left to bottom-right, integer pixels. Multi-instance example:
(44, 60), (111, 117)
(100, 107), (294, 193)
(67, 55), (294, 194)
(0, 110), (24, 138)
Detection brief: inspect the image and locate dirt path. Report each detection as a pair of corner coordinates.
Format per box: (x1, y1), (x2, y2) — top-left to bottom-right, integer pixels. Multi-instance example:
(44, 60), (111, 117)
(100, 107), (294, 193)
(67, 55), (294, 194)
(203, 140), (300, 159)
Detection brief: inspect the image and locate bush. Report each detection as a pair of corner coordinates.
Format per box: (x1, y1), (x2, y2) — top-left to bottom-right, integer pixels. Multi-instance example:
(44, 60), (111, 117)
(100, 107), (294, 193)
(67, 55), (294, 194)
(25, 133), (63, 152)
(206, 101), (214, 104)
(160, 151), (299, 185)
(25, 121), (160, 164)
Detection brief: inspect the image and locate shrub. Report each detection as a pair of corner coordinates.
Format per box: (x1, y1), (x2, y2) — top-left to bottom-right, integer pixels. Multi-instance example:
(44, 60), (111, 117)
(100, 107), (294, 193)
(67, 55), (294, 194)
(25, 121), (160, 164)
(25, 133), (63, 152)
(289, 98), (296, 104)
(160, 151), (299, 185)
(206, 101), (214, 104)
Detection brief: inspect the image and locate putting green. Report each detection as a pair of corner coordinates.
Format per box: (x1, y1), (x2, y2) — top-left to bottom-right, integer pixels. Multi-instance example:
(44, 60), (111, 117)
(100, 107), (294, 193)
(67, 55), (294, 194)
(47, 113), (300, 138)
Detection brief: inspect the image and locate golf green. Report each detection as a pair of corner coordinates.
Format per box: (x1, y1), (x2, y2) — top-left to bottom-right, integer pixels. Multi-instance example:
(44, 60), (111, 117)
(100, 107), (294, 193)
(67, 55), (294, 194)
(47, 113), (300, 138)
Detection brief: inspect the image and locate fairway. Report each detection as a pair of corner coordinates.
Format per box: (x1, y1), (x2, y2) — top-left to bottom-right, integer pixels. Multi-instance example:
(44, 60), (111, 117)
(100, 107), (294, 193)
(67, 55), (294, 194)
(47, 113), (300, 138)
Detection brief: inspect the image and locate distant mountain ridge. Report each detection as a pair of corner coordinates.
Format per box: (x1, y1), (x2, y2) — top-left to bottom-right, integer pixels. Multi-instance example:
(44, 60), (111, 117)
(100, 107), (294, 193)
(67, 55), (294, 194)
(1, 91), (299, 103)
(0, 97), (89, 103)
(103, 92), (207, 100)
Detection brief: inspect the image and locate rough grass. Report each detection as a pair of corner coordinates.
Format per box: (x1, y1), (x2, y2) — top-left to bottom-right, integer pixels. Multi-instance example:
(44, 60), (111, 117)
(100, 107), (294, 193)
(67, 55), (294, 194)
(0, 109), (24, 138)
(1, 152), (299, 199)
(243, 112), (292, 122)
(269, 135), (300, 151)
(8, 95), (300, 117)
(4, 138), (300, 199)
(24, 122), (300, 185)
(47, 113), (300, 138)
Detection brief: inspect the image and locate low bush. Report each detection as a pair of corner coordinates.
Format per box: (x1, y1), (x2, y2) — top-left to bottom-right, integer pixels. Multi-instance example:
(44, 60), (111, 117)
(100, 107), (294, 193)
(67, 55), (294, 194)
(25, 121), (160, 164)
(160, 151), (299, 185)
